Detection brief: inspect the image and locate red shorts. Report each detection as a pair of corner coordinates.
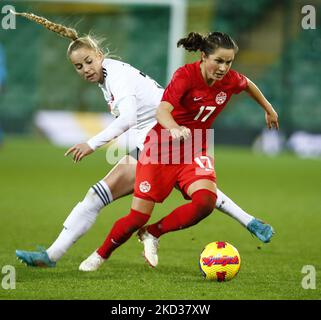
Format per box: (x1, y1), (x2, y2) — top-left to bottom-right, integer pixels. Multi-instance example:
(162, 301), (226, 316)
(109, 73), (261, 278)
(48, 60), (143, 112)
(134, 155), (216, 203)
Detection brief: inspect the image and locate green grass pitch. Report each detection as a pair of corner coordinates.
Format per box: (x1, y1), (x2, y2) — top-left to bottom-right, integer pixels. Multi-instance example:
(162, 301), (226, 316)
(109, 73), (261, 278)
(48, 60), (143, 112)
(0, 136), (320, 300)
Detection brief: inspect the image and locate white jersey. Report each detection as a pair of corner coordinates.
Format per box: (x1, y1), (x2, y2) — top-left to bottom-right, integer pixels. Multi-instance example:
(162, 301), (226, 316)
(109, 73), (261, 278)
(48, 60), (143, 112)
(94, 58), (164, 150)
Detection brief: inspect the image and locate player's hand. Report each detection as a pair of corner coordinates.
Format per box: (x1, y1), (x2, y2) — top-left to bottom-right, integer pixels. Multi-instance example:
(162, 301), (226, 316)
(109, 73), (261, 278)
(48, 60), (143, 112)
(265, 108), (279, 130)
(64, 143), (94, 163)
(169, 126), (191, 140)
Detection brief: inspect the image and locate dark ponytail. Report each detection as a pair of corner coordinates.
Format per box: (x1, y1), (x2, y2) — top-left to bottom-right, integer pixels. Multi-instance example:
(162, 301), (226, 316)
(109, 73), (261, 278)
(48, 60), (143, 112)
(177, 31), (238, 56)
(177, 32), (205, 52)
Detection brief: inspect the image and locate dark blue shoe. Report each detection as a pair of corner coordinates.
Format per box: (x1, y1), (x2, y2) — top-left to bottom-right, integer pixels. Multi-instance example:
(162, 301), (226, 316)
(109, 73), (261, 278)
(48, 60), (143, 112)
(247, 219), (274, 243)
(16, 248), (56, 267)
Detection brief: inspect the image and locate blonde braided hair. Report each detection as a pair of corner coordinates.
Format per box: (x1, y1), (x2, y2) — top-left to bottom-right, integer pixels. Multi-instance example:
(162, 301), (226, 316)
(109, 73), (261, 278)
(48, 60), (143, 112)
(11, 10), (78, 41)
(11, 10), (106, 57)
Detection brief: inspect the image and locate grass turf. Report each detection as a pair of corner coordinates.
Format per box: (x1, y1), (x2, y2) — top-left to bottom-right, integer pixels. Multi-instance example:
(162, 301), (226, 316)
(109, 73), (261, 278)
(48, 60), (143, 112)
(0, 136), (320, 300)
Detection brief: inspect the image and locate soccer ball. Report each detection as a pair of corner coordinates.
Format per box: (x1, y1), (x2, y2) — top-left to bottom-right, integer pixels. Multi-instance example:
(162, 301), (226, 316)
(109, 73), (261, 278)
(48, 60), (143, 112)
(199, 241), (241, 281)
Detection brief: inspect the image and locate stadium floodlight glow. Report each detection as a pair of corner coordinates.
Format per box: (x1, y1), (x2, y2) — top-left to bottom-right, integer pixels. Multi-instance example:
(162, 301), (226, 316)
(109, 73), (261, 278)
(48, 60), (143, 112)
(14, 0), (187, 82)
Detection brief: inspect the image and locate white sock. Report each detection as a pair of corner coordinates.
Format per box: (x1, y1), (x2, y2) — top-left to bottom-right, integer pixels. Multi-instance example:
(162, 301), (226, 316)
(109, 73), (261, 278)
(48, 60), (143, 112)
(46, 180), (113, 262)
(216, 189), (254, 227)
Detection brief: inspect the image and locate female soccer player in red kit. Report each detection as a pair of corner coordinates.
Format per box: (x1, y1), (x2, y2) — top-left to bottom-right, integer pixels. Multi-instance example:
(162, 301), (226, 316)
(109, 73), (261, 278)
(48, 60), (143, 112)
(80, 31), (279, 269)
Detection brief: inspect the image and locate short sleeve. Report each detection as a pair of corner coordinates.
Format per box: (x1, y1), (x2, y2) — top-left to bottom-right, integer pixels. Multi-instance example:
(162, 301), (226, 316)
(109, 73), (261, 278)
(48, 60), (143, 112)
(230, 70), (248, 94)
(162, 67), (191, 108)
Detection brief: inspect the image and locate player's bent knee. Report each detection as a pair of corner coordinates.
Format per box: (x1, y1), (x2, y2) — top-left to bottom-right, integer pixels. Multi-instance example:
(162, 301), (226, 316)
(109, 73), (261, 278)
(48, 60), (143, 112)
(192, 189), (217, 216)
(198, 202), (215, 218)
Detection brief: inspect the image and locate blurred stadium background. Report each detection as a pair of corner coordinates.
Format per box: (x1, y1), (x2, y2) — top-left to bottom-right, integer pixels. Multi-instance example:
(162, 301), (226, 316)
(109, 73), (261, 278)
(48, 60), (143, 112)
(0, 0), (320, 149)
(1, 0), (321, 301)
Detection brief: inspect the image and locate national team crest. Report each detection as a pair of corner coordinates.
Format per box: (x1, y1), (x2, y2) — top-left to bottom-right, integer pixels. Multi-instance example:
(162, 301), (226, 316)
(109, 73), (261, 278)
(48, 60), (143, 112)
(215, 92), (227, 105)
(139, 181), (151, 193)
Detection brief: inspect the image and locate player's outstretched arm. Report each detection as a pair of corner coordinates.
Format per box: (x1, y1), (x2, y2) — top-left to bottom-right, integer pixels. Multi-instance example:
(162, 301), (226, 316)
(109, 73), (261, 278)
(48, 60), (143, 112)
(245, 78), (279, 130)
(65, 96), (138, 163)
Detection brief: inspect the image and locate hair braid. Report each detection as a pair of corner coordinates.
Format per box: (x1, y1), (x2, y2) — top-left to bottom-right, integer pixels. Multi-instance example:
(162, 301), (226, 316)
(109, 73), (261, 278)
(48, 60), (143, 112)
(12, 10), (78, 41)
(12, 10), (108, 57)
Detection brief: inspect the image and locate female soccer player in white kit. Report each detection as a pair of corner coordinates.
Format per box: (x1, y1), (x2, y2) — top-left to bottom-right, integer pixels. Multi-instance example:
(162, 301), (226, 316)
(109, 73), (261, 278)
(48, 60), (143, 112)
(13, 11), (274, 269)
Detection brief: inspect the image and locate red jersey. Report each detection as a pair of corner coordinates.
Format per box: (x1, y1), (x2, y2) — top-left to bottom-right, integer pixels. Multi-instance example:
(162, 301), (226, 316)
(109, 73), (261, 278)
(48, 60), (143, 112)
(141, 60), (247, 164)
(161, 60), (247, 129)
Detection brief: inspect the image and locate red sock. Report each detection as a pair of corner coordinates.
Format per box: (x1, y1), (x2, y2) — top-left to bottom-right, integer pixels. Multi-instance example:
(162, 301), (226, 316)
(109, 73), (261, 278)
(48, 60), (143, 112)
(147, 189), (217, 238)
(97, 209), (150, 259)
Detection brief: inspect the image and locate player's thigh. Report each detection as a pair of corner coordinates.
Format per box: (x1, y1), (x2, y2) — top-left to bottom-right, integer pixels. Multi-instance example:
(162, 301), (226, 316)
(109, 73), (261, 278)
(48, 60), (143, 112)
(178, 155), (216, 198)
(134, 161), (178, 203)
(187, 179), (217, 198)
(102, 155), (137, 200)
(131, 196), (155, 215)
